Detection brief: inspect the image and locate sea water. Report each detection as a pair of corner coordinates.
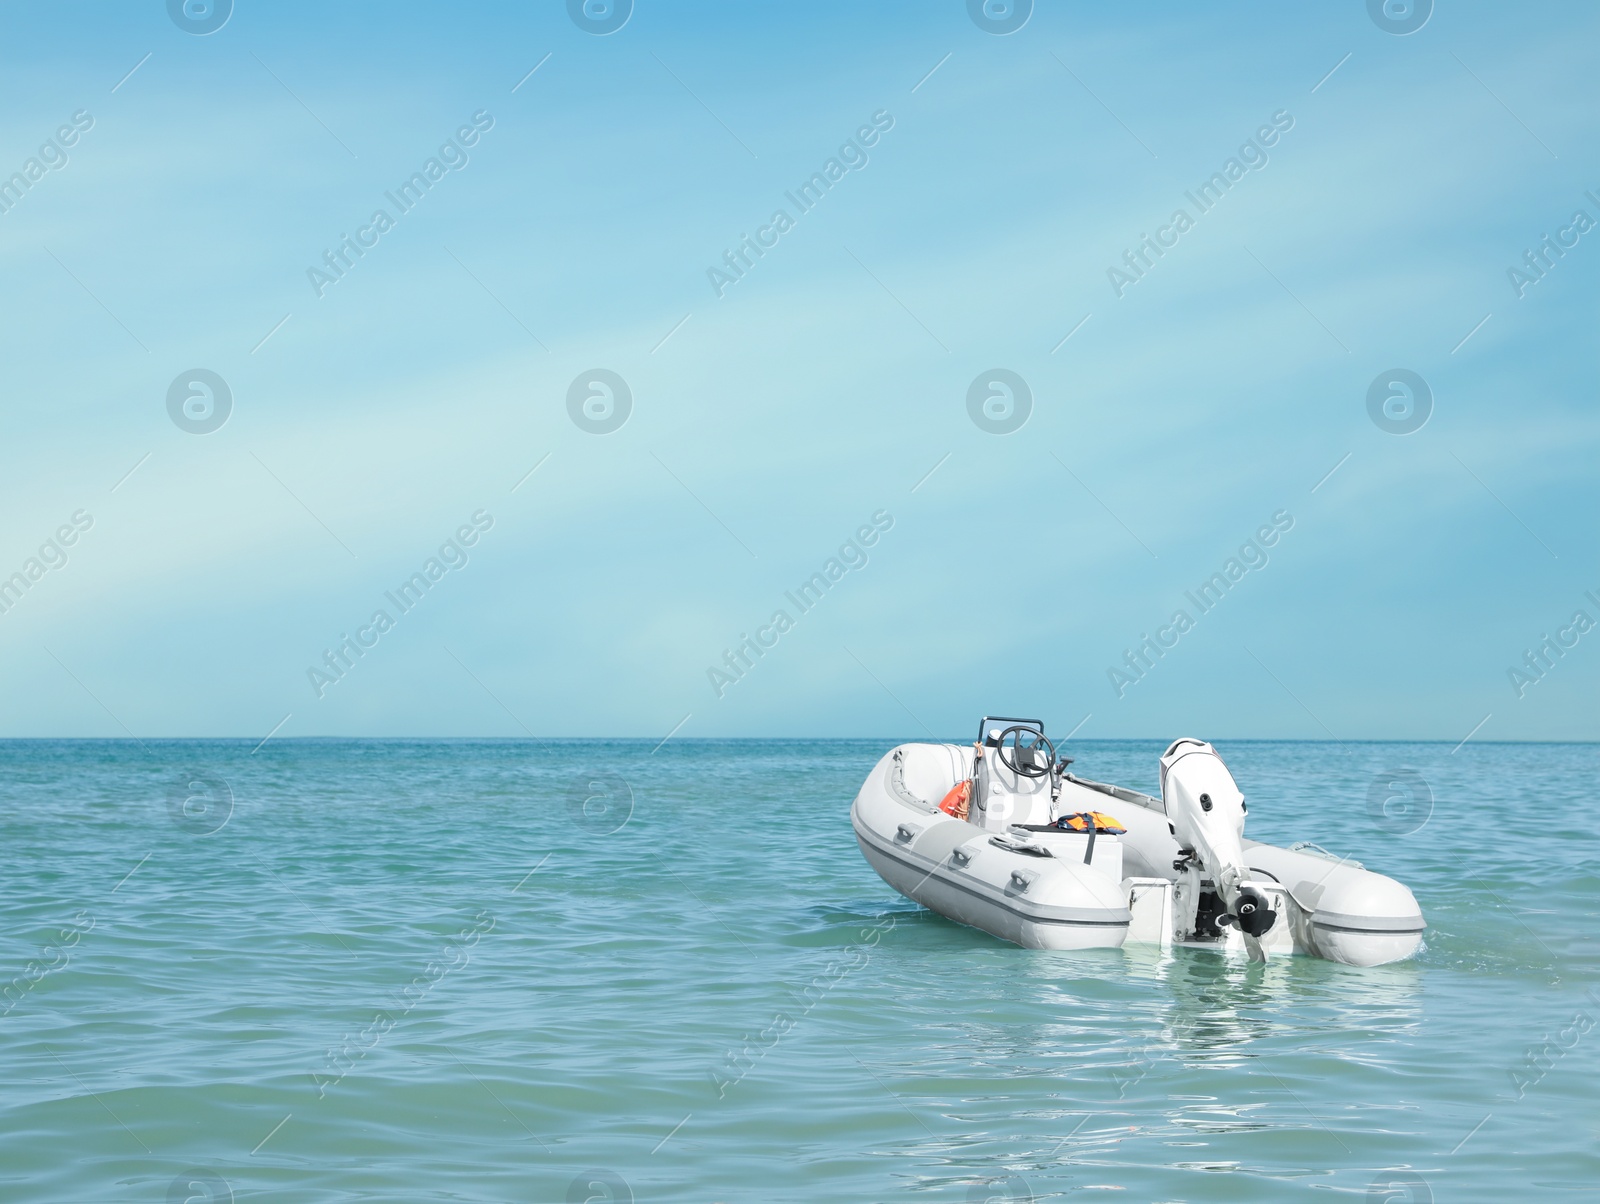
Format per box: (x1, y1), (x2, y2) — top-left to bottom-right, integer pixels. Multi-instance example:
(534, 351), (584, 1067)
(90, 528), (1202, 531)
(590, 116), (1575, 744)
(0, 738), (1595, 1202)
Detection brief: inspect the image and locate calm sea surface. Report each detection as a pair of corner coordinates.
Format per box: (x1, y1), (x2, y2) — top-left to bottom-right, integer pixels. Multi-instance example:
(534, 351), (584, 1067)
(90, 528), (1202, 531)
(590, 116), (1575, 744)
(1, 738), (1595, 1202)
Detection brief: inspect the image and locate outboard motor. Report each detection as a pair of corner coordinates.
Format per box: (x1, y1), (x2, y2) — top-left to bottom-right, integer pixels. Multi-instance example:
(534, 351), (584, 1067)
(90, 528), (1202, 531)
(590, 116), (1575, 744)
(1160, 738), (1277, 959)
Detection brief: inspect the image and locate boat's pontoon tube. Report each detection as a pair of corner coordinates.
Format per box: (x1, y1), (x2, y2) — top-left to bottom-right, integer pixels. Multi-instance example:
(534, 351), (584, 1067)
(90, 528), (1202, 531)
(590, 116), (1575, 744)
(851, 721), (1425, 965)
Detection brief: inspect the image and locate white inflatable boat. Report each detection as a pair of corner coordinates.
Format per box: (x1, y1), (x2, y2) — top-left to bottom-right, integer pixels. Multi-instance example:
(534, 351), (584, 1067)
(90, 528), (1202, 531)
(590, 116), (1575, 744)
(851, 717), (1425, 966)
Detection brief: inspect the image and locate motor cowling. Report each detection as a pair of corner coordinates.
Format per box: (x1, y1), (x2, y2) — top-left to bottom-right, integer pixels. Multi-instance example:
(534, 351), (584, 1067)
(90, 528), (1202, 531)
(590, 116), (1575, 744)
(1161, 738), (1249, 879)
(1161, 739), (1277, 954)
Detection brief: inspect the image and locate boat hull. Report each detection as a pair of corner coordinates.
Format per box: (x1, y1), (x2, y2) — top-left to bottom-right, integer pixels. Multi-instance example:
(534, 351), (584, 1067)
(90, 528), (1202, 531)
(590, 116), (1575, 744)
(853, 818), (1131, 951)
(852, 743), (1425, 965)
(851, 744), (1132, 951)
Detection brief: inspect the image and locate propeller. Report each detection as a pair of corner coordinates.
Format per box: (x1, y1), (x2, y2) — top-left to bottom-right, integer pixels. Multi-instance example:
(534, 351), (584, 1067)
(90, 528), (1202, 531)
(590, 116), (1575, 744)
(1231, 884), (1277, 964)
(1214, 876), (1275, 961)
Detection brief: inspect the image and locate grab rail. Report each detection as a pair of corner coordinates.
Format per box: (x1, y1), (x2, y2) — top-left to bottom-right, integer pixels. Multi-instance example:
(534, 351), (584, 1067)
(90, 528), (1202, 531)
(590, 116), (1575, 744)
(887, 748), (938, 813)
(1064, 773), (1166, 816)
(1289, 841), (1364, 870)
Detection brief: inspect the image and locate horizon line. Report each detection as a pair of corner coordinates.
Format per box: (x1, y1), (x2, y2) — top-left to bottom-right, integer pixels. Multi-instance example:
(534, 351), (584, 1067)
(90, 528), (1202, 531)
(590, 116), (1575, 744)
(0, 734), (1593, 745)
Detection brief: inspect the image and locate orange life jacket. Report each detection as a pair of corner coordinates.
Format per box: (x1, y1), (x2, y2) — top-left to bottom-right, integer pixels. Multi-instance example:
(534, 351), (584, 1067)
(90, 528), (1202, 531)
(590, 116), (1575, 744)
(938, 779), (971, 820)
(1057, 810), (1126, 834)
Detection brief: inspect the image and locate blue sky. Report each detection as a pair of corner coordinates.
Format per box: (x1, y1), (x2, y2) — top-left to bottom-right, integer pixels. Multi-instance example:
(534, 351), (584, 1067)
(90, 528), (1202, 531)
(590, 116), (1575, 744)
(1, 0), (1596, 741)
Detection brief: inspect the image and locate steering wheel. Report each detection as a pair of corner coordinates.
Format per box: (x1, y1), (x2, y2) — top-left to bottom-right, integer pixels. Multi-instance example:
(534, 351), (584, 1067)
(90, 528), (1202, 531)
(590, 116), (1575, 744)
(995, 725), (1056, 778)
